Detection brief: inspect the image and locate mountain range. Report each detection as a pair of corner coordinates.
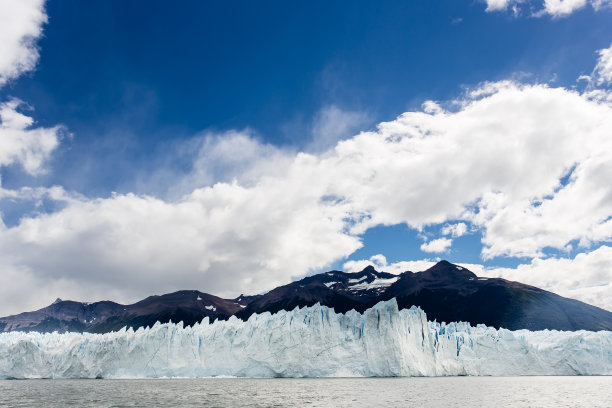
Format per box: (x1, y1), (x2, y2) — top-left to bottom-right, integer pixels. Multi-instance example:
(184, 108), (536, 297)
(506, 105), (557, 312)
(2, 260), (611, 333)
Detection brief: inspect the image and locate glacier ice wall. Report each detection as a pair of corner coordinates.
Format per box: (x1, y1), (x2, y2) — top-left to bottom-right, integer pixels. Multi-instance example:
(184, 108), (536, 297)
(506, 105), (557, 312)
(1, 299), (611, 379)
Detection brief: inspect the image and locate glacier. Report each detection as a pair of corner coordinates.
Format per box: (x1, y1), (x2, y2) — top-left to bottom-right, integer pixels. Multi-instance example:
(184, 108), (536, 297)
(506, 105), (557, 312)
(0, 299), (611, 379)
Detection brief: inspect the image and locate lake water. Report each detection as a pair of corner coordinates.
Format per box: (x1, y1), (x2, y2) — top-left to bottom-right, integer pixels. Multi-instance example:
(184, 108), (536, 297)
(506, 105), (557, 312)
(0, 377), (611, 407)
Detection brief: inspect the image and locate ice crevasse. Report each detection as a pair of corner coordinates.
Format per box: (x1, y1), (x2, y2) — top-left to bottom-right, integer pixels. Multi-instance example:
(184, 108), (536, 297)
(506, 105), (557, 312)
(0, 299), (611, 378)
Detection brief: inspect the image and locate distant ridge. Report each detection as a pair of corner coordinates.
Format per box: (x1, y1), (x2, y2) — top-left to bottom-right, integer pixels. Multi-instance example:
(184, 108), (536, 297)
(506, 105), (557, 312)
(1, 261), (611, 333)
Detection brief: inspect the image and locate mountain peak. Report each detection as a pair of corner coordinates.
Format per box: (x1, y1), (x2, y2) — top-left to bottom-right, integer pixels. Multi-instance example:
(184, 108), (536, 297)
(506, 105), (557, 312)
(52, 298), (63, 305)
(424, 261), (477, 279)
(360, 265), (378, 273)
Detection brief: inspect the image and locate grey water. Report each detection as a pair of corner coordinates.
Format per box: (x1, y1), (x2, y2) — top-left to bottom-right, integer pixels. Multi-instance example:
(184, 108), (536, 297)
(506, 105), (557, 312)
(0, 377), (611, 407)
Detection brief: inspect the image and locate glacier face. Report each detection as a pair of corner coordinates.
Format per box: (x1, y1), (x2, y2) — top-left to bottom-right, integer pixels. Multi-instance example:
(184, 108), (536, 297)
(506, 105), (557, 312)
(1, 299), (611, 379)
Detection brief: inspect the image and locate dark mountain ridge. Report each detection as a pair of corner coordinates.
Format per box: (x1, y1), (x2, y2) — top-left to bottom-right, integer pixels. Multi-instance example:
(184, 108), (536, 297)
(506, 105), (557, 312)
(2, 261), (611, 333)
(0, 290), (252, 333)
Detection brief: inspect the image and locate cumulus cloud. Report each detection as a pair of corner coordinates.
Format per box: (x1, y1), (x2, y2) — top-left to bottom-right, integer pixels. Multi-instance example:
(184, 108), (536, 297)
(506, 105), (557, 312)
(541, 0), (589, 15)
(336, 82), (612, 259)
(0, 1), (62, 182)
(0, 177), (363, 314)
(0, 99), (63, 177)
(0, 0), (46, 86)
(592, 43), (612, 85)
(487, 245), (612, 311)
(485, 0), (516, 11)
(484, 0), (529, 15)
(483, 0), (612, 16)
(420, 238), (453, 253)
(441, 222), (468, 238)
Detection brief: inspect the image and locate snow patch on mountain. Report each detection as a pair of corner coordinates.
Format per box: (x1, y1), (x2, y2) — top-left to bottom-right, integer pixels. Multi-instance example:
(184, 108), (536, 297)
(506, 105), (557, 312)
(348, 276), (367, 284)
(350, 277), (399, 291)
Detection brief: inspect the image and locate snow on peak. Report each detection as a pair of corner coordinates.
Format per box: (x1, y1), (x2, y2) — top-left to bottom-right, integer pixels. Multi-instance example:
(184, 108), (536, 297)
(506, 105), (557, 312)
(204, 305), (216, 311)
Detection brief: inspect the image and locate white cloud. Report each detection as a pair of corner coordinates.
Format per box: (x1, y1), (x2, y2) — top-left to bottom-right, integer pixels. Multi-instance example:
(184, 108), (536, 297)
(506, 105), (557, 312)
(0, 0), (46, 86)
(542, 0), (588, 16)
(485, 0), (516, 11)
(442, 222), (468, 238)
(592, 43), (612, 85)
(336, 83), (612, 259)
(0, 1), (61, 181)
(0, 176), (363, 314)
(483, 0), (612, 16)
(420, 238), (453, 253)
(487, 245), (612, 311)
(0, 99), (63, 177)
(484, 0), (530, 16)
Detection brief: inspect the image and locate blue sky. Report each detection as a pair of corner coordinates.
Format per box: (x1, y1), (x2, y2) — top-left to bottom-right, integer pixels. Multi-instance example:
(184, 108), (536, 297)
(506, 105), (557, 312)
(0, 0), (612, 314)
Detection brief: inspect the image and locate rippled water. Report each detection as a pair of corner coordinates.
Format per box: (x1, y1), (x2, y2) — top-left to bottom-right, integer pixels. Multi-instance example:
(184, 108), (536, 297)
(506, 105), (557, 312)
(0, 377), (611, 407)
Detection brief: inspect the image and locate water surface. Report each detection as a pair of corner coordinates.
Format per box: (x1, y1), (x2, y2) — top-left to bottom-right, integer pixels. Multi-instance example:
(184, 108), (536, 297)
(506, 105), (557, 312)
(1, 377), (610, 407)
